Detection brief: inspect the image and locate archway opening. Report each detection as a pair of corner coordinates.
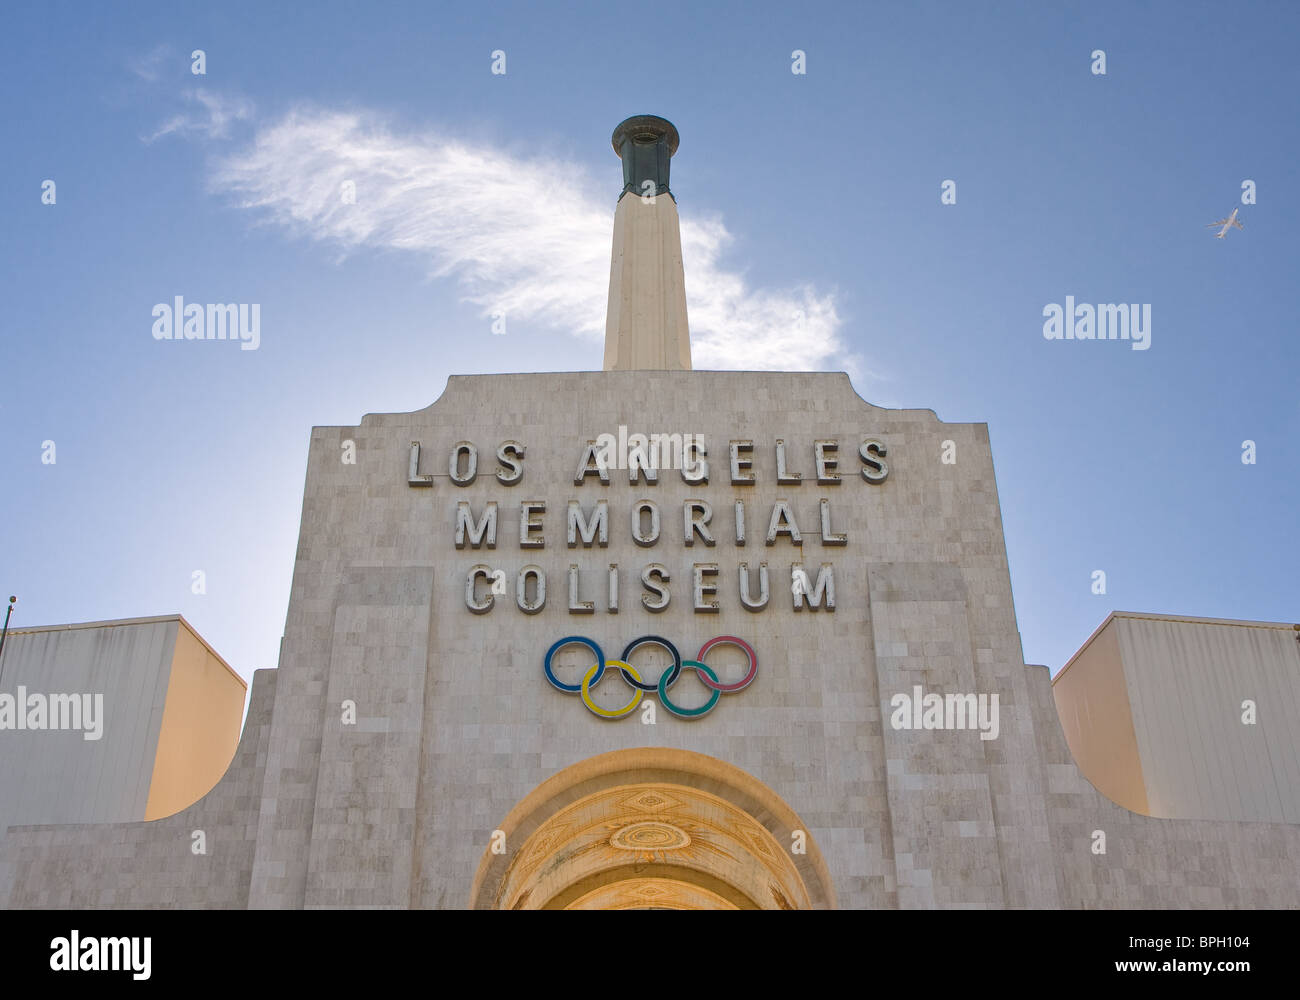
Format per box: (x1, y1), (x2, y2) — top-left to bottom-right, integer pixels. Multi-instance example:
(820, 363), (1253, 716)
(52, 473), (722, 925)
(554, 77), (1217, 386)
(470, 748), (836, 910)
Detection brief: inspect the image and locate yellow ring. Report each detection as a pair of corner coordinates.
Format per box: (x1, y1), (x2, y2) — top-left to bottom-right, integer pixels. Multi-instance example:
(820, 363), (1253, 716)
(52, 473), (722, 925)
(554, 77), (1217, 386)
(581, 659), (643, 719)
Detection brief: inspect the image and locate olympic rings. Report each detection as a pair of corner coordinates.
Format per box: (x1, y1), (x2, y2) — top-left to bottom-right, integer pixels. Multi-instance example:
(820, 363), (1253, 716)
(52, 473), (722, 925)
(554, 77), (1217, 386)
(582, 660), (643, 718)
(659, 660), (721, 718)
(695, 635), (758, 692)
(618, 636), (681, 691)
(545, 635), (757, 720)
(544, 636), (606, 692)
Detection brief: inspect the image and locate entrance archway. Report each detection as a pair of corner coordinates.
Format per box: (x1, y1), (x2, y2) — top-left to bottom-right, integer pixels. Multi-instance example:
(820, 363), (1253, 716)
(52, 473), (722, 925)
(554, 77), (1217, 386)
(470, 748), (836, 909)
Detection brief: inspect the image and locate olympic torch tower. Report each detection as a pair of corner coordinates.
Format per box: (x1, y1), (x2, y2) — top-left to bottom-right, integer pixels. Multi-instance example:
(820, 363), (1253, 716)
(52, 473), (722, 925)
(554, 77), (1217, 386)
(602, 115), (693, 372)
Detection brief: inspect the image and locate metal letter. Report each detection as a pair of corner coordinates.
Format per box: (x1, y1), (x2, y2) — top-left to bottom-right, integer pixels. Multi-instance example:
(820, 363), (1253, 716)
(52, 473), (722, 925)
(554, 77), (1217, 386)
(738, 561), (770, 611)
(775, 438), (803, 485)
(575, 441), (611, 484)
(517, 565), (546, 614)
(449, 441), (478, 485)
(519, 500), (546, 548)
(632, 499), (660, 547)
(814, 440), (840, 484)
(765, 500), (803, 546)
(408, 441), (434, 486)
(693, 563), (720, 613)
(860, 439), (889, 483)
(792, 562), (835, 611)
(729, 440), (755, 484)
(640, 563), (670, 612)
(819, 498), (846, 546)
(568, 564), (594, 614)
(628, 433), (658, 484)
(567, 499), (609, 548)
(683, 499), (715, 547)
(455, 500), (498, 549)
(496, 441), (525, 486)
(465, 565), (494, 614)
(681, 436), (708, 484)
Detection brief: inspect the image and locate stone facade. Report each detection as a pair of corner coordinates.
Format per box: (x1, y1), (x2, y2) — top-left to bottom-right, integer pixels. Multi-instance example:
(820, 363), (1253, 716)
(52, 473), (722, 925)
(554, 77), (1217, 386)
(4, 370), (1297, 908)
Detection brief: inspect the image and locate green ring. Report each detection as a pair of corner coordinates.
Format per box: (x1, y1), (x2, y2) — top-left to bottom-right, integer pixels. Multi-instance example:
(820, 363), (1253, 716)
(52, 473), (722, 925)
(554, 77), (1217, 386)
(658, 660), (722, 718)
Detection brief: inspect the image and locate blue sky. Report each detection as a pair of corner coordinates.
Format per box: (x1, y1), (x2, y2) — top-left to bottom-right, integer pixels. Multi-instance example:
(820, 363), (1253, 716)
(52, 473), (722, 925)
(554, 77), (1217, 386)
(2, 0), (1296, 706)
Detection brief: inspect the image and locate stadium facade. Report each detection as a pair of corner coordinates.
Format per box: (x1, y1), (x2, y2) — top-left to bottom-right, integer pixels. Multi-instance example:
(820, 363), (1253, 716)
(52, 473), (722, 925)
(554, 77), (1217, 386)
(2, 117), (1297, 910)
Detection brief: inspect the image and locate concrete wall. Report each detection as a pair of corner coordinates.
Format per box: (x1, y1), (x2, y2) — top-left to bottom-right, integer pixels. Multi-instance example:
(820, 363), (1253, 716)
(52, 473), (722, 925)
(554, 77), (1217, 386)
(1057, 612), (1300, 824)
(2, 372), (1299, 909)
(1028, 659), (1300, 908)
(1052, 618), (1148, 813)
(0, 669), (277, 908)
(0, 614), (246, 846)
(144, 620), (247, 821)
(245, 370), (1055, 909)
(0, 617), (177, 837)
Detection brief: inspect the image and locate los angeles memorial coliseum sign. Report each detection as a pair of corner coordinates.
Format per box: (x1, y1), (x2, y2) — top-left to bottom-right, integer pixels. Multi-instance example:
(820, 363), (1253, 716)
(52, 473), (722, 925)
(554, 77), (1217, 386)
(407, 434), (892, 616)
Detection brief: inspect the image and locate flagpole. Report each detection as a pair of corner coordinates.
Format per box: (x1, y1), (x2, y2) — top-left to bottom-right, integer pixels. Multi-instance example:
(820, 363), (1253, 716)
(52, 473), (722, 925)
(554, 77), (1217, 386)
(0, 596), (15, 685)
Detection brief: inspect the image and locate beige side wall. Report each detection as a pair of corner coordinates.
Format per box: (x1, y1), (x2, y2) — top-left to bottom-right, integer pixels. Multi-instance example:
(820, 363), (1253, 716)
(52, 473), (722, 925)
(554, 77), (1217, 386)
(1115, 615), (1300, 823)
(143, 620), (246, 821)
(1052, 618), (1149, 814)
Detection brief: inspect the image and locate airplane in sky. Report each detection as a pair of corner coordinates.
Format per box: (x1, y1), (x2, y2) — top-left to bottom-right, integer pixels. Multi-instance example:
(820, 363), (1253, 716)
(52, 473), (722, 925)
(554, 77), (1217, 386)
(1206, 207), (1245, 239)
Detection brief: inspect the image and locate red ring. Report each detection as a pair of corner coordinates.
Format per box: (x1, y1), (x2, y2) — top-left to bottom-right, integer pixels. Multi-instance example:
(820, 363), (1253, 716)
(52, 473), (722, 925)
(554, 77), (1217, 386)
(695, 635), (758, 692)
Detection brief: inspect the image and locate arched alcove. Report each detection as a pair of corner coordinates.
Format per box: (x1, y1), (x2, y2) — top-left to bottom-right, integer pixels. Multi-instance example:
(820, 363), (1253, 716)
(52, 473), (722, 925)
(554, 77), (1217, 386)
(470, 748), (836, 910)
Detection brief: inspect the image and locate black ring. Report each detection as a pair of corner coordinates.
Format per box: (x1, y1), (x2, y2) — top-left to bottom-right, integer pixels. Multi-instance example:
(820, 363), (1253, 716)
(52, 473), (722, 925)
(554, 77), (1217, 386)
(619, 635), (682, 691)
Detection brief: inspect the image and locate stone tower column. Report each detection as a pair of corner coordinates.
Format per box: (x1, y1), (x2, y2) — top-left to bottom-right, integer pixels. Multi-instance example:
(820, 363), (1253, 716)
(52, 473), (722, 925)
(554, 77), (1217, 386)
(602, 115), (693, 371)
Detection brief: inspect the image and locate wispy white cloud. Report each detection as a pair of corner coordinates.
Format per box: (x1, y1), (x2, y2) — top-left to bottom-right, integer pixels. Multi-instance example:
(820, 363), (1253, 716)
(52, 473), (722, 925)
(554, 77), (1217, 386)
(129, 43), (173, 83)
(209, 106), (859, 373)
(144, 89), (254, 143)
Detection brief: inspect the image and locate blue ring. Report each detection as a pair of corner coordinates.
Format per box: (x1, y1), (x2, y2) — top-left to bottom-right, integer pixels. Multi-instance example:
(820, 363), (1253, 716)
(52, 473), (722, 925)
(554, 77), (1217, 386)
(619, 635), (682, 692)
(544, 636), (604, 693)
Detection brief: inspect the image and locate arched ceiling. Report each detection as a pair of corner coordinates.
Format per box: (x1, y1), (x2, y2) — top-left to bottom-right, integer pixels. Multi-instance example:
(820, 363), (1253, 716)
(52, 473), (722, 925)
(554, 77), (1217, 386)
(471, 748), (836, 910)
(499, 781), (807, 909)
